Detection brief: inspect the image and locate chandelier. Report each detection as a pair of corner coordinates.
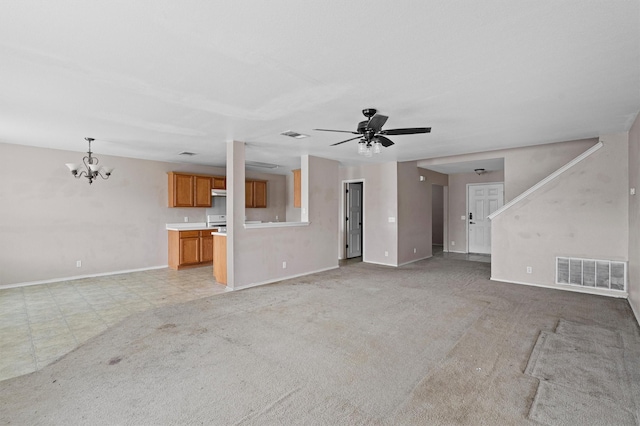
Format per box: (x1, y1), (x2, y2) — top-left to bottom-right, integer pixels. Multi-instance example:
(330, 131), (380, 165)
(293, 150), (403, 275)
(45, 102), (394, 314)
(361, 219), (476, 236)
(357, 138), (382, 157)
(65, 137), (114, 184)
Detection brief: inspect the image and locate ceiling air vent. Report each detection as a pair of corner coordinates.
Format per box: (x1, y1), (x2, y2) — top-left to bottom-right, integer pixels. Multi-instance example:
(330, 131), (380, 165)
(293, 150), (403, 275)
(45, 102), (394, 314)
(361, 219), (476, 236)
(281, 130), (309, 139)
(178, 151), (197, 156)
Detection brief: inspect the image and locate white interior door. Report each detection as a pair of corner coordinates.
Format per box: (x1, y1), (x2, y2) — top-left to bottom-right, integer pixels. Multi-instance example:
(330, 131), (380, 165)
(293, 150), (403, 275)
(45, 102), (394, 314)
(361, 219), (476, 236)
(346, 182), (363, 258)
(468, 183), (504, 254)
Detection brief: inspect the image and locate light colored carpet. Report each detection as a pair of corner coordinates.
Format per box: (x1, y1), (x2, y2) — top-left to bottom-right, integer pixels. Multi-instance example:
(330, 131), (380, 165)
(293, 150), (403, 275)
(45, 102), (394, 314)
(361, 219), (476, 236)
(1, 257), (639, 425)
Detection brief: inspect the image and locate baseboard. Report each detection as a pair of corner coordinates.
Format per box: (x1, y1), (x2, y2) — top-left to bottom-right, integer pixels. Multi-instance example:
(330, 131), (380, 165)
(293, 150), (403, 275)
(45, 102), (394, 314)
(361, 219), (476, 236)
(363, 260), (396, 267)
(0, 265), (169, 290)
(231, 265), (339, 291)
(448, 250), (467, 254)
(398, 256), (432, 266)
(490, 277), (628, 299)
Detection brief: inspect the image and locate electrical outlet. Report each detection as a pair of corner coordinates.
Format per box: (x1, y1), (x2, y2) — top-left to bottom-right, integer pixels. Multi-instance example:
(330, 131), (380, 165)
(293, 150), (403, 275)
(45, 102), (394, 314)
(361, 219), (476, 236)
(414, 248), (417, 253)
(384, 251), (388, 257)
(631, 188), (636, 195)
(282, 261), (287, 269)
(275, 215), (278, 221)
(388, 217), (396, 223)
(184, 217), (189, 222)
(451, 241), (455, 246)
(76, 260), (81, 268)
(526, 266), (532, 274)
(461, 216), (465, 220)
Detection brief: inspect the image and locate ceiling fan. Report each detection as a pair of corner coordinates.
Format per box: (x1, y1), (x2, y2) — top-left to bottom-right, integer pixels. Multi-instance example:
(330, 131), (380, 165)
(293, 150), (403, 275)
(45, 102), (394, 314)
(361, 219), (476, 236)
(314, 108), (431, 156)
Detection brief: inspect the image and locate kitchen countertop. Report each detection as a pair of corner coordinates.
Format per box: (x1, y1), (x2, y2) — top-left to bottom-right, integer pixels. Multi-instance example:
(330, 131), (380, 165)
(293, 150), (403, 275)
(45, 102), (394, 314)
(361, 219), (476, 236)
(211, 232), (227, 236)
(166, 223), (220, 231)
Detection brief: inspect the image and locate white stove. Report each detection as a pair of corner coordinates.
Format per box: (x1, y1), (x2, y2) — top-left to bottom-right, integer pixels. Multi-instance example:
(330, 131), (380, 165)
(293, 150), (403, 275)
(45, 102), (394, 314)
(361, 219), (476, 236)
(206, 214), (226, 228)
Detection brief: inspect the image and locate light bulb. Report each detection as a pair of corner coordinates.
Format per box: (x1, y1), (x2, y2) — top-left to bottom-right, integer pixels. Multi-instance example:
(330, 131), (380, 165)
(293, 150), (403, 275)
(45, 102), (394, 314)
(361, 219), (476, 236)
(358, 141), (366, 155)
(364, 145), (372, 157)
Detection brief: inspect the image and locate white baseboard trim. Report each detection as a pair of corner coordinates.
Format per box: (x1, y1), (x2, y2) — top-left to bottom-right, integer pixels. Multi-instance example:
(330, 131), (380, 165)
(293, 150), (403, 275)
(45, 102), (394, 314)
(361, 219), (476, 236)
(398, 256), (432, 266)
(448, 250), (468, 254)
(490, 277), (628, 299)
(363, 260), (396, 267)
(231, 265), (339, 291)
(629, 298), (640, 327)
(0, 265), (169, 290)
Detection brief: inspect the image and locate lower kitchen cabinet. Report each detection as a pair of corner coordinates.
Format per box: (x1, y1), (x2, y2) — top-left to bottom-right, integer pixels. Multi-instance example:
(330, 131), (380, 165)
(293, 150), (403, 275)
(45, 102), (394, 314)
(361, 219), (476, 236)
(168, 229), (214, 270)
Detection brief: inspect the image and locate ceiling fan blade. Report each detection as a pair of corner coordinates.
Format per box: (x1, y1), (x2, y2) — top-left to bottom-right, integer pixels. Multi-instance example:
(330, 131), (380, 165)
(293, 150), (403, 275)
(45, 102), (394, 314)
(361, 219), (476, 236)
(330, 136), (363, 146)
(376, 135), (395, 147)
(380, 127), (431, 135)
(367, 114), (388, 132)
(314, 128), (360, 134)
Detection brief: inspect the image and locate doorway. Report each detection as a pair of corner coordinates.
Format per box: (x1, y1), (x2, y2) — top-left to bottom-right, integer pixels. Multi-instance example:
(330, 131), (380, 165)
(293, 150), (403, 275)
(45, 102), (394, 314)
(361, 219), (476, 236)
(467, 183), (504, 254)
(432, 184), (445, 248)
(345, 182), (363, 259)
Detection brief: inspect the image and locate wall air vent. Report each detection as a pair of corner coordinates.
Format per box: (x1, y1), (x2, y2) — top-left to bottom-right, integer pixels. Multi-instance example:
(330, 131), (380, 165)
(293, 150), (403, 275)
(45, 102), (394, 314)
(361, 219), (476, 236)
(556, 257), (626, 291)
(178, 151), (197, 156)
(281, 130), (309, 139)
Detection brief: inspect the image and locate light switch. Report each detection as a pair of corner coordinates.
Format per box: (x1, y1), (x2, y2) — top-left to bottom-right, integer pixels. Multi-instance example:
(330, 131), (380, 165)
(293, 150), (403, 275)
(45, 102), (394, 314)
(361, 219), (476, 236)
(388, 217), (396, 223)
(461, 215), (466, 220)
(631, 188), (636, 195)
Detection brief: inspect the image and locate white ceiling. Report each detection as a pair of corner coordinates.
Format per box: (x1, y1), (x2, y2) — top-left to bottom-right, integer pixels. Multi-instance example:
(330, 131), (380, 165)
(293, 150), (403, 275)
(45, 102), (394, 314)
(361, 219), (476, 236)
(1, 1), (638, 174)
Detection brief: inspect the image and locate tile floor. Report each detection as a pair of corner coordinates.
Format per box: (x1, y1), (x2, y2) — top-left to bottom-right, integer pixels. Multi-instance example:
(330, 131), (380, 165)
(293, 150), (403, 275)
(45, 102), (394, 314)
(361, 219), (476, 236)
(0, 266), (226, 382)
(1, 249), (488, 383)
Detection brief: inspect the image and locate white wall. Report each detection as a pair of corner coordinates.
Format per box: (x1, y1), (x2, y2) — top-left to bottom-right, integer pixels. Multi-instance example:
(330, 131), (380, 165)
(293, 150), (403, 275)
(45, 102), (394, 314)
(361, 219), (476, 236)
(628, 113), (640, 324)
(0, 142), (226, 286)
(491, 133), (629, 291)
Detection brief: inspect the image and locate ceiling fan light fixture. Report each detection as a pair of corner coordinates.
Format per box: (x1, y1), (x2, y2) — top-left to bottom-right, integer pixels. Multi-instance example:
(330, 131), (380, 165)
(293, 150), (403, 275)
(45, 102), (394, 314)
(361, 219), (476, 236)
(357, 140), (367, 155)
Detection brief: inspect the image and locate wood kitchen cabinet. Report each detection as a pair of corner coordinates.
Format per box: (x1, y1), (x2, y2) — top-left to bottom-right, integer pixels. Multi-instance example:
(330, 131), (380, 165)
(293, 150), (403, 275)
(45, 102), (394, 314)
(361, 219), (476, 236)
(292, 169), (301, 208)
(168, 229), (214, 270)
(168, 172), (212, 208)
(245, 180), (267, 208)
(212, 176), (226, 190)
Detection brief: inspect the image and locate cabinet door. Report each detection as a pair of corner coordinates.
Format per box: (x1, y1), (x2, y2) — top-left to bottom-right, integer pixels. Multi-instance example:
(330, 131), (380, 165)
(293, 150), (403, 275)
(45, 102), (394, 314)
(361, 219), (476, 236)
(253, 181), (267, 208)
(172, 174), (194, 207)
(194, 176), (212, 207)
(245, 181), (254, 208)
(292, 169), (301, 208)
(212, 176), (226, 190)
(180, 236), (200, 265)
(200, 233), (213, 263)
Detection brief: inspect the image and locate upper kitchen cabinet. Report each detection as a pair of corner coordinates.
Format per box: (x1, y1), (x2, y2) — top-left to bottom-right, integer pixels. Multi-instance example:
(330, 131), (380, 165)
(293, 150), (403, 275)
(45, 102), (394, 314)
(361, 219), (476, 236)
(245, 180), (267, 208)
(212, 176), (226, 190)
(168, 172), (212, 208)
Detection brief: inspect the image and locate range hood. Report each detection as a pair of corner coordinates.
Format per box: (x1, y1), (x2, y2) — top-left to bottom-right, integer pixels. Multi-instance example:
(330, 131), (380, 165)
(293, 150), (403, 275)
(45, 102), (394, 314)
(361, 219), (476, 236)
(211, 189), (227, 197)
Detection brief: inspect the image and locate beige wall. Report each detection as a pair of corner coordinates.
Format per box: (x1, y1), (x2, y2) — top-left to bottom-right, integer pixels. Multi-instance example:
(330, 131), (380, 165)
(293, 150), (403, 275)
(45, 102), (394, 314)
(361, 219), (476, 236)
(418, 138), (597, 202)
(0, 142), (226, 286)
(628, 113), (640, 323)
(227, 142), (339, 289)
(340, 162), (398, 265)
(491, 133), (629, 291)
(244, 170), (286, 223)
(447, 170), (505, 252)
(397, 162), (431, 265)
